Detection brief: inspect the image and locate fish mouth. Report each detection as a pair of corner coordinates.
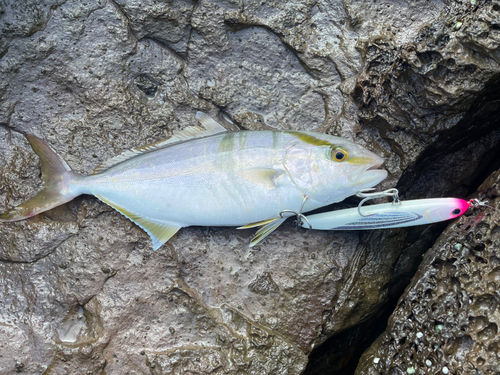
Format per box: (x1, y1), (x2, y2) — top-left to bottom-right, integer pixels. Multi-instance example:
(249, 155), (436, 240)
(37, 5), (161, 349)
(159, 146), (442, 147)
(355, 160), (388, 187)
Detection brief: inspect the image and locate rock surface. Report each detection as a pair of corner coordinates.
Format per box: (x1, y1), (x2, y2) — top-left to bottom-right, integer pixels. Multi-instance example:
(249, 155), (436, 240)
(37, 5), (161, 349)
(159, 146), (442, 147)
(355, 168), (500, 375)
(1, 0), (500, 374)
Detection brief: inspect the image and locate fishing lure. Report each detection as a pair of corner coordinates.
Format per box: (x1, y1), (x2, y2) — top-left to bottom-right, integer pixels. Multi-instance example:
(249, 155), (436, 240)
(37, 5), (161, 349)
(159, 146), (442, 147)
(299, 190), (472, 230)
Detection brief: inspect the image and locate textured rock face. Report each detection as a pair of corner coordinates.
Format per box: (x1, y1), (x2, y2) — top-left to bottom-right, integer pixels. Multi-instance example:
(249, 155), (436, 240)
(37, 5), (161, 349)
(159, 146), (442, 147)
(355, 169), (500, 375)
(1, 0), (500, 374)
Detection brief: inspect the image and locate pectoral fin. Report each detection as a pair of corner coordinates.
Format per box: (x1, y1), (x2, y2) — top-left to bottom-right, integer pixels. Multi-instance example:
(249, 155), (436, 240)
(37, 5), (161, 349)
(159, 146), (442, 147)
(238, 168), (284, 189)
(238, 216), (287, 247)
(94, 194), (181, 250)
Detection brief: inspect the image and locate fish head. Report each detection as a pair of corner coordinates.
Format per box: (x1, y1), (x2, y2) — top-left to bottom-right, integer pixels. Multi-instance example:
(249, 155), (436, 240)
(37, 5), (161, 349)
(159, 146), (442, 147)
(283, 132), (388, 203)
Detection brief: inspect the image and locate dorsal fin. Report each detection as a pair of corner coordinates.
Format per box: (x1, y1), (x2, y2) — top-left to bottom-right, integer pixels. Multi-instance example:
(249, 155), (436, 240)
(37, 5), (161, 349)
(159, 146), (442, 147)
(92, 112), (228, 175)
(195, 112), (228, 132)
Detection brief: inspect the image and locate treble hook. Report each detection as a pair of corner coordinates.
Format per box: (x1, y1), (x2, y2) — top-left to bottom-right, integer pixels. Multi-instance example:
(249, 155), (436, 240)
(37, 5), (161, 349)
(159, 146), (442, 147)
(356, 188), (400, 217)
(279, 195), (313, 229)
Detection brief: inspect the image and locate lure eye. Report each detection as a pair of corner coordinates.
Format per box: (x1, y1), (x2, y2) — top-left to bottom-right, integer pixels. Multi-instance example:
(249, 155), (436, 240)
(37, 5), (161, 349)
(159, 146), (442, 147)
(330, 147), (348, 162)
(452, 208), (461, 215)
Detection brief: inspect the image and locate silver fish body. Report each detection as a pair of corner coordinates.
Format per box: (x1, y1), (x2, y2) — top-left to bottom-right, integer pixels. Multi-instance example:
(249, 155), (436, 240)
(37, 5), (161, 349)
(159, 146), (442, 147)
(1, 113), (387, 249)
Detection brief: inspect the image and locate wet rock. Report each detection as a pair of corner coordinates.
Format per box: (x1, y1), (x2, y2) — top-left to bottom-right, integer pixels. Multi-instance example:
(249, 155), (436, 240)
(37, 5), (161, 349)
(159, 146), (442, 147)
(1, 0), (500, 374)
(248, 272), (280, 295)
(355, 169), (500, 375)
(0, 0), (67, 58)
(479, 169), (500, 198)
(353, 0), (500, 189)
(111, 0), (196, 47)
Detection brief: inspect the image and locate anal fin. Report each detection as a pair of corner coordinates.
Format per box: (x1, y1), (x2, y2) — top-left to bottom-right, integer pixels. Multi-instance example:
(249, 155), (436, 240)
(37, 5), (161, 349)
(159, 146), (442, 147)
(95, 194), (181, 250)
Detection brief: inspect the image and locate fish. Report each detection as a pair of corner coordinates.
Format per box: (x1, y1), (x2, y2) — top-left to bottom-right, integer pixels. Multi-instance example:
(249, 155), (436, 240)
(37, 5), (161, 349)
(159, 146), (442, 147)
(0, 113), (387, 249)
(302, 198), (470, 230)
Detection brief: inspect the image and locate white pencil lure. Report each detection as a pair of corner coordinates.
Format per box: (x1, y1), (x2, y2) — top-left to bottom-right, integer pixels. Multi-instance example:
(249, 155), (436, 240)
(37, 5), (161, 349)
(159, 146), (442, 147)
(301, 197), (471, 230)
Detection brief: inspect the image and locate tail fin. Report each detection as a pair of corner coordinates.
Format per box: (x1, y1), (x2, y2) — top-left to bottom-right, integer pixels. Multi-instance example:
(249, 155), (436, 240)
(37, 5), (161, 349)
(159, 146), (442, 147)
(0, 134), (81, 222)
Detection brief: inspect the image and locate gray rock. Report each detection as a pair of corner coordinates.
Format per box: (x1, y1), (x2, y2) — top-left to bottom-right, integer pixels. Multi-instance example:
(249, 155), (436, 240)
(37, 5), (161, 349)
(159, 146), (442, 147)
(1, 0), (500, 374)
(355, 168), (500, 375)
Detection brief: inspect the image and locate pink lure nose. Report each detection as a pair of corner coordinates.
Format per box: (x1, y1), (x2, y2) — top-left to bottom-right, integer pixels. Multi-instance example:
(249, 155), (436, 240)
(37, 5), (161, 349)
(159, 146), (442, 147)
(450, 199), (471, 219)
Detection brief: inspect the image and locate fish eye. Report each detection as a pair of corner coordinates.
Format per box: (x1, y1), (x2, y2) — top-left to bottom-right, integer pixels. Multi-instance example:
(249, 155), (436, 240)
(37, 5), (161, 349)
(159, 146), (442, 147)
(330, 147), (348, 162)
(452, 208), (461, 215)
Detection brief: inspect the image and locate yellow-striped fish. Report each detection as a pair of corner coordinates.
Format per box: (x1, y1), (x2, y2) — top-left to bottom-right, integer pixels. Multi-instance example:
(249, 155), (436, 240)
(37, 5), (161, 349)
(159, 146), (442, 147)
(0, 113), (387, 249)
